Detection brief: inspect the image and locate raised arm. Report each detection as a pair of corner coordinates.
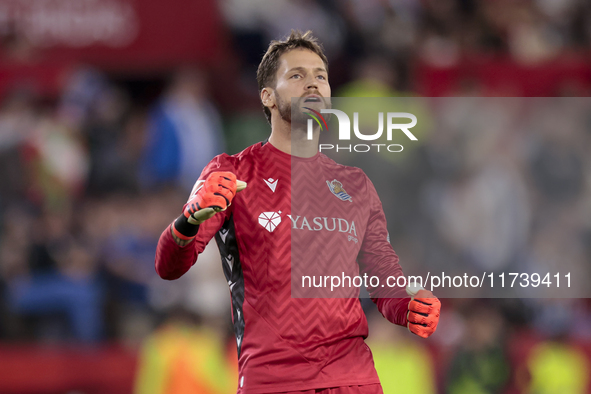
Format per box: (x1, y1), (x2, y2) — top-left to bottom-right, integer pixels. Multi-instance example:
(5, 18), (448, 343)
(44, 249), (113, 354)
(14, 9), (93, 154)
(155, 156), (245, 280)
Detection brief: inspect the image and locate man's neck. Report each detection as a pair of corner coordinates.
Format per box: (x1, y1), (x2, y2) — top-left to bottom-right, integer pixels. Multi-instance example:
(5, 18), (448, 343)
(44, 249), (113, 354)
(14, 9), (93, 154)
(268, 118), (319, 158)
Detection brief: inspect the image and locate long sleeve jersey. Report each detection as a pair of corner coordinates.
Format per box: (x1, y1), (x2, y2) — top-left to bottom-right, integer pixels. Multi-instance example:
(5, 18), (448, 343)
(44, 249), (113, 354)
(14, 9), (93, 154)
(155, 141), (410, 393)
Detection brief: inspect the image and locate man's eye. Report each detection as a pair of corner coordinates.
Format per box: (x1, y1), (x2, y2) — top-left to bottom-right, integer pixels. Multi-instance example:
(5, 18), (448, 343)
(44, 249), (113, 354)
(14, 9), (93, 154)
(291, 74), (302, 79)
(317, 75), (326, 80)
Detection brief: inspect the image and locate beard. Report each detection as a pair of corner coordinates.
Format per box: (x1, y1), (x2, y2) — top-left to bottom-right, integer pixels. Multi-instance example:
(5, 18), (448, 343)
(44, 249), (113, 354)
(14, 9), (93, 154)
(276, 92), (330, 127)
(276, 94), (308, 126)
(276, 93), (292, 123)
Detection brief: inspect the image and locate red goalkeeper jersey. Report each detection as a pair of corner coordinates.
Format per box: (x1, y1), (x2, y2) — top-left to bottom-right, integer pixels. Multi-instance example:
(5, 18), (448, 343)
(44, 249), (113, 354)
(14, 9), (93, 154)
(155, 141), (409, 393)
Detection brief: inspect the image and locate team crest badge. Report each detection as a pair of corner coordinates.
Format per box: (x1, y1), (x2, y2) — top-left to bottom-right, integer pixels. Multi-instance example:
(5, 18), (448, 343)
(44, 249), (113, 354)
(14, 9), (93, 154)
(327, 179), (353, 202)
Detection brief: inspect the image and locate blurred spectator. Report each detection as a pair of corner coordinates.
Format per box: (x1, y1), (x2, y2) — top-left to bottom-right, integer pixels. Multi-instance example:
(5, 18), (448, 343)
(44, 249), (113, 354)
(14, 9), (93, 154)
(422, 99), (530, 275)
(134, 311), (237, 394)
(337, 56), (401, 98)
(4, 207), (104, 343)
(0, 90), (35, 207)
(220, 0), (272, 71)
(21, 110), (89, 209)
(140, 68), (224, 192)
(367, 311), (436, 394)
(58, 67), (110, 130)
(84, 87), (138, 195)
(526, 108), (585, 208)
(259, 0), (345, 58)
(446, 304), (510, 394)
(526, 339), (589, 394)
(90, 195), (163, 342)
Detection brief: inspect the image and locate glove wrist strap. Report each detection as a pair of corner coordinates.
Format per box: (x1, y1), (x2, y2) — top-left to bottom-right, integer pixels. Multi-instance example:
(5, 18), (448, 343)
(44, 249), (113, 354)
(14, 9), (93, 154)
(173, 214), (199, 239)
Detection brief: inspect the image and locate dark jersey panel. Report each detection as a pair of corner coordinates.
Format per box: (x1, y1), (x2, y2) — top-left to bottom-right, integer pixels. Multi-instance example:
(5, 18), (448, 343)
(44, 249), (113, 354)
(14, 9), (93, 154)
(215, 215), (246, 358)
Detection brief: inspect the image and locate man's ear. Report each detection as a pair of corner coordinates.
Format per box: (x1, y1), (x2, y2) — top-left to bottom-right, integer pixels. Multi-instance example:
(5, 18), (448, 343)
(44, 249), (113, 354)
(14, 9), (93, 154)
(261, 87), (276, 110)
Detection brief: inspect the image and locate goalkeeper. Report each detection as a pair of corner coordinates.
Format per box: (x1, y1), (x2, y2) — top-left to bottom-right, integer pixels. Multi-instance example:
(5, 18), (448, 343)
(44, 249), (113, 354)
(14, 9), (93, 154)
(155, 30), (441, 393)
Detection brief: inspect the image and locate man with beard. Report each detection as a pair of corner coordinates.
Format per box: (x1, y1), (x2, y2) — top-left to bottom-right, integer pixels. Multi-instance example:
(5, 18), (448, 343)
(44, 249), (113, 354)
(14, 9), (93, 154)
(154, 30), (441, 393)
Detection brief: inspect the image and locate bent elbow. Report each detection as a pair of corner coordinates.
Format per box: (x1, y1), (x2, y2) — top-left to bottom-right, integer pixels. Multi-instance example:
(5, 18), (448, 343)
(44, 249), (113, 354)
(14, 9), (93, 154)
(155, 263), (185, 281)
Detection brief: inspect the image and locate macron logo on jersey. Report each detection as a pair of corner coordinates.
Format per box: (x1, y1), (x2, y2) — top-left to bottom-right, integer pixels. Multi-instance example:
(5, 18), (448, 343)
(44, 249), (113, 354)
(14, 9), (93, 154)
(258, 211), (282, 232)
(264, 178), (278, 192)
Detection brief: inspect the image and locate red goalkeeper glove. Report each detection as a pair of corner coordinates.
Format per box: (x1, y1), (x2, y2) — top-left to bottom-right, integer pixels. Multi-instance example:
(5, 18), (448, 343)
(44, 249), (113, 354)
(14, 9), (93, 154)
(407, 289), (441, 338)
(173, 172), (246, 241)
(184, 171), (240, 225)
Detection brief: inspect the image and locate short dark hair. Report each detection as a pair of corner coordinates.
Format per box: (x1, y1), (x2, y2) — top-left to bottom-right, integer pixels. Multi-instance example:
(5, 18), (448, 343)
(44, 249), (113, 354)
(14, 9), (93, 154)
(257, 30), (329, 124)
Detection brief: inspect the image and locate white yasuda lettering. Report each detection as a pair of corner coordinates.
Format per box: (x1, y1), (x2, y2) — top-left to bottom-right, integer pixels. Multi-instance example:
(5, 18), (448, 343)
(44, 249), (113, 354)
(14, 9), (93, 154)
(312, 217), (323, 231)
(300, 217), (313, 231)
(323, 217), (337, 231)
(337, 218), (349, 233)
(287, 215), (356, 236)
(287, 215), (300, 228)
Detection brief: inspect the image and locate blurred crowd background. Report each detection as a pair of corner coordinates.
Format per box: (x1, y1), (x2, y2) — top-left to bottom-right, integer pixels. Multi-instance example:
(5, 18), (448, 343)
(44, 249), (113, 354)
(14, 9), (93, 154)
(0, 0), (591, 393)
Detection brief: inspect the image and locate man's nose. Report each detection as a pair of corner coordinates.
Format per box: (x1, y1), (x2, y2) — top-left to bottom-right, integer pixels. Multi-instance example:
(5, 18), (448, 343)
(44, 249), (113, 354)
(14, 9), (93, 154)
(305, 75), (318, 90)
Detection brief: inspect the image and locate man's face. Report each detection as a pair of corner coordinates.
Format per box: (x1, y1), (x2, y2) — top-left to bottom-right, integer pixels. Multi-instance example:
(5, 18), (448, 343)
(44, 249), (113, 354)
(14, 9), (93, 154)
(266, 48), (331, 124)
